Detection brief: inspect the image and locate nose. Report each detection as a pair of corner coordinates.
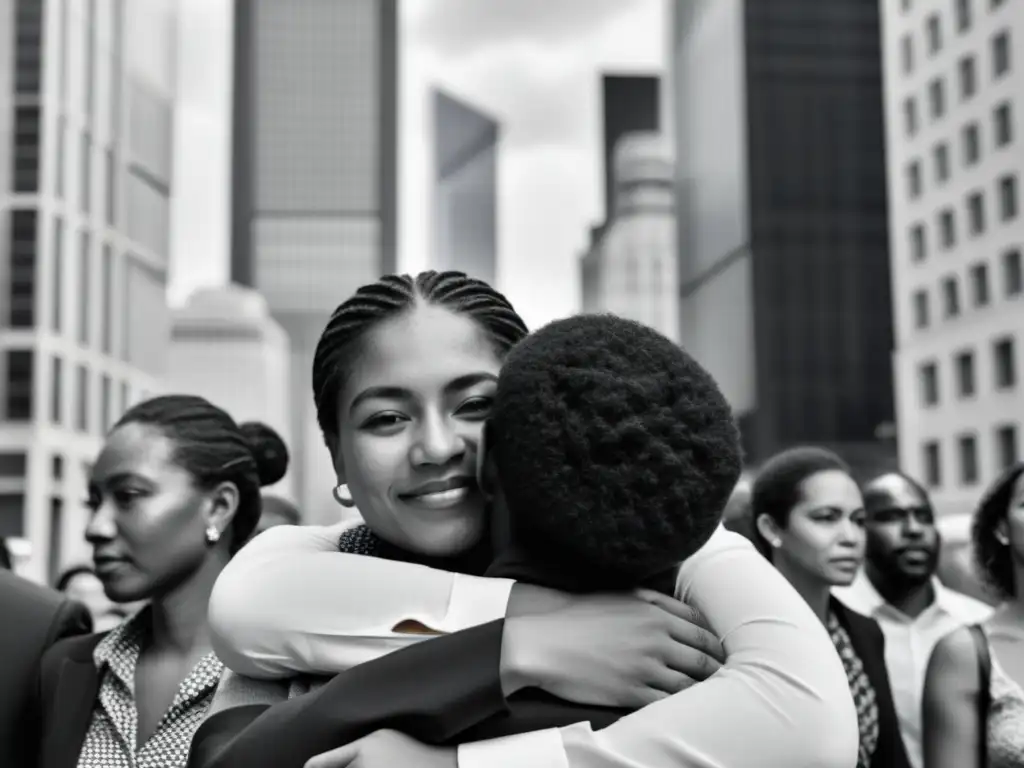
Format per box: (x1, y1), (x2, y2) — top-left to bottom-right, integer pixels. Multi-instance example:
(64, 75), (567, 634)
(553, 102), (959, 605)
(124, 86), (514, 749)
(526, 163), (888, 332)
(837, 517), (863, 547)
(409, 411), (466, 467)
(903, 511), (926, 538)
(85, 499), (117, 545)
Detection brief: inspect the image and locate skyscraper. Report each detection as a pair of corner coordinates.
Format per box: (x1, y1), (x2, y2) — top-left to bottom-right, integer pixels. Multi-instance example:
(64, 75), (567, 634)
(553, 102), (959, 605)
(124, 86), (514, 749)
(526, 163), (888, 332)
(881, 0), (1023, 516)
(432, 88), (499, 285)
(229, 0), (399, 521)
(669, 0), (896, 471)
(599, 75), (661, 223)
(0, 0), (178, 582)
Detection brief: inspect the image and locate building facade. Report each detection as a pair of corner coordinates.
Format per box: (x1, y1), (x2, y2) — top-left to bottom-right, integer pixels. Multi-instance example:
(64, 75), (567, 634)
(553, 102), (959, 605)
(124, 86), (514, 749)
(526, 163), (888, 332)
(229, 0), (398, 522)
(669, 0), (896, 472)
(580, 132), (679, 342)
(432, 89), (499, 285)
(882, 0), (1022, 515)
(0, 0), (177, 582)
(599, 75), (660, 223)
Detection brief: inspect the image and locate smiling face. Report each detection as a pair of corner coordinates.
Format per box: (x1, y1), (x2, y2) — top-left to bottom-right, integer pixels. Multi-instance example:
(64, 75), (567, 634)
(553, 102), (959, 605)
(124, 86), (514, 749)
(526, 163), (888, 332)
(770, 469), (867, 587)
(85, 422), (218, 603)
(334, 303), (502, 556)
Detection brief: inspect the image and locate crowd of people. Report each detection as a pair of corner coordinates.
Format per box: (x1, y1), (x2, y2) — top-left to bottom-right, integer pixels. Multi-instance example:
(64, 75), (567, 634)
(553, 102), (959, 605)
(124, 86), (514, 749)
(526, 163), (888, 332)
(0, 270), (1021, 768)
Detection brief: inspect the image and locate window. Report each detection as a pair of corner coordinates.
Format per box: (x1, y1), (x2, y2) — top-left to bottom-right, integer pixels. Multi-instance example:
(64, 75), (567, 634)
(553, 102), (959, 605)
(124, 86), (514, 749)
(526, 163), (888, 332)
(913, 289), (930, 328)
(956, 0), (972, 32)
(970, 262), (990, 306)
(5, 350), (34, 421)
(12, 106), (41, 193)
(907, 161), (922, 199)
(101, 374), (111, 431)
(905, 98), (919, 137)
(998, 175), (1018, 220)
(934, 143), (950, 182)
(8, 210), (37, 329)
(994, 337), (1016, 389)
(50, 355), (62, 425)
(911, 224), (927, 261)
(923, 441), (942, 487)
(101, 245), (114, 354)
(78, 232), (91, 346)
(994, 102), (1013, 147)
(963, 123), (981, 165)
(927, 14), (942, 53)
(49, 217), (63, 334)
(1004, 248), (1023, 296)
(120, 381), (129, 416)
(51, 454), (63, 481)
(958, 434), (979, 485)
(80, 133), (91, 215)
(85, 0), (96, 122)
(992, 0), (1005, 8)
(939, 209), (957, 249)
(55, 118), (65, 199)
(903, 0), (912, 10)
(967, 191), (986, 234)
(0, 453), (27, 478)
(105, 149), (116, 225)
(996, 425), (1019, 470)
(75, 365), (89, 432)
(959, 56), (977, 100)
(943, 276), (961, 317)
(992, 30), (1010, 78)
(14, 0), (43, 94)
(928, 78), (946, 119)
(902, 35), (915, 73)
(956, 350), (976, 397)
(920, 361), (939, 405)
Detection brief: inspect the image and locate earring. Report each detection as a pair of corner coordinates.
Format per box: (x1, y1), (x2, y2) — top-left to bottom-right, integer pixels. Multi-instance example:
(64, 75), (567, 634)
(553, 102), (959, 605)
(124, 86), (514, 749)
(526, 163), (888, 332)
(205, 524), (221, 545)
(995, 531), (1010, 546)
(333, 484), (355, 508)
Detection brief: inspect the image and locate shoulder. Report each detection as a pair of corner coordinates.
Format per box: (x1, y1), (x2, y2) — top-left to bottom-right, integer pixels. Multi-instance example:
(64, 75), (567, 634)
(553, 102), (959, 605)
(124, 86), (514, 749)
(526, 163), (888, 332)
(0, 570), (91, 644)
(925, 625), (983, 703)
(938, 586), (995, 623)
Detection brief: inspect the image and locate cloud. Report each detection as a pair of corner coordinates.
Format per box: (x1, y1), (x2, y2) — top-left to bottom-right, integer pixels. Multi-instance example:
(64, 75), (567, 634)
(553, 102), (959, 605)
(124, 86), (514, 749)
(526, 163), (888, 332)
(412, 0), (642, 59)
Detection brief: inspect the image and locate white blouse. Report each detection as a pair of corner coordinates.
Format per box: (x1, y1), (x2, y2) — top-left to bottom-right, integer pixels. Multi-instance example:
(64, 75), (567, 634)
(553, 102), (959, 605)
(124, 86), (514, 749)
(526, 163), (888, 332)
(208, 522), (858, 768)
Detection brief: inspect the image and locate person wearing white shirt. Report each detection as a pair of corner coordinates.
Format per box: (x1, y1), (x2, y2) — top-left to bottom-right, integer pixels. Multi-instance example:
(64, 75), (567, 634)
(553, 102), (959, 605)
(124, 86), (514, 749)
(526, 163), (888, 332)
(834, 472), (993, 768)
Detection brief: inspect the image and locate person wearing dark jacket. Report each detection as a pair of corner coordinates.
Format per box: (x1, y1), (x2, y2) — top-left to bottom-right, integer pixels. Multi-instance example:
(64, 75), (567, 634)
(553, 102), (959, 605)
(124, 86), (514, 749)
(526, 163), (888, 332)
(0, 569), (92, 768)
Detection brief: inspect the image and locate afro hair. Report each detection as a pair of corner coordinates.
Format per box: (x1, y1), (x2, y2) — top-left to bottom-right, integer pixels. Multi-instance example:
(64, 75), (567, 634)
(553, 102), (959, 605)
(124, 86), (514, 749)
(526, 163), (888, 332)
(488, 313), (742, 588)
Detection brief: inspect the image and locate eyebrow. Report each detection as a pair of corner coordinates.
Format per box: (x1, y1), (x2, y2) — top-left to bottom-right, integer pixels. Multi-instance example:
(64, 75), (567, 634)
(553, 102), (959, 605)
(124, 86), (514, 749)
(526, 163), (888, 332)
(348, 372), (498, 414)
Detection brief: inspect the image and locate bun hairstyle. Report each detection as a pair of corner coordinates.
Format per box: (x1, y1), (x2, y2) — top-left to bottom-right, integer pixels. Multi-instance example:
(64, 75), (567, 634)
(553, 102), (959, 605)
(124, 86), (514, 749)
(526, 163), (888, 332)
(115, 395), (289, 551)
(489, 313), (742, 588)
(312, 270), (529, 450)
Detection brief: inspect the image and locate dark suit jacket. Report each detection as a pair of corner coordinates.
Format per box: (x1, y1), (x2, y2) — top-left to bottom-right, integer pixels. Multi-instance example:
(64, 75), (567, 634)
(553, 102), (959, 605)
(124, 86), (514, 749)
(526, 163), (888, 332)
(188, 619), (629, 768)
(831, 598), (912, 768)
(0, 570), (92, 768)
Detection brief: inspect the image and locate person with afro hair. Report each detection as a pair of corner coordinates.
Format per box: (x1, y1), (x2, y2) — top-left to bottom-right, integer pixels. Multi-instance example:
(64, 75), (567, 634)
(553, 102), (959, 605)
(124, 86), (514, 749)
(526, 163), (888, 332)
(193, 313), (858, 768)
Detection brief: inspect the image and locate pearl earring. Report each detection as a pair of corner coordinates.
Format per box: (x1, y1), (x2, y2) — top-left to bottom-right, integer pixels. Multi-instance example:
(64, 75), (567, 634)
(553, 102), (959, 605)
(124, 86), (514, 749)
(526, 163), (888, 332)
(205, 524), (221, 545)
(333, 484), (355, 508)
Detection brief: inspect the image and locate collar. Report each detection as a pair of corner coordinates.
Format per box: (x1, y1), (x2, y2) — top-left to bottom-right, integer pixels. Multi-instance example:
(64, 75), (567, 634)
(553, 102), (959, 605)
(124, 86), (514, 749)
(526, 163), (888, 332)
(836, 571), (973, 621)
(93, 607), (150, 691)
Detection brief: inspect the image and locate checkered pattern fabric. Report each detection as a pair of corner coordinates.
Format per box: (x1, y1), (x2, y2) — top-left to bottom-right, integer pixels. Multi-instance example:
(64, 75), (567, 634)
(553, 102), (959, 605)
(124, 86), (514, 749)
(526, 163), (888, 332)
(827, 610), (880, 768)
(76, 610), (223, 768)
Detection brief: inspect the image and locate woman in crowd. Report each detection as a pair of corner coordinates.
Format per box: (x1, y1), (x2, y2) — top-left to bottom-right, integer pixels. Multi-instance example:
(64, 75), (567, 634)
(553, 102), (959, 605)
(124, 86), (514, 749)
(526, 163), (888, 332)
(922, 462), (1024, 768)
(752, 446), (910, 768)
(56, 566), (130, 632)
(200, 270), (857, 768)
(32, 395), (287, 768)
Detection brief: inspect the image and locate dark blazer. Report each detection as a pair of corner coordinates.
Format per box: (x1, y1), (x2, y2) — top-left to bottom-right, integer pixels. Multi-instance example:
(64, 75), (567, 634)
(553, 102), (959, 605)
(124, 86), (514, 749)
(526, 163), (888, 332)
(0, 570), (92, 768)
(831, 598), (912, 768)
(189, 619), (628, 768)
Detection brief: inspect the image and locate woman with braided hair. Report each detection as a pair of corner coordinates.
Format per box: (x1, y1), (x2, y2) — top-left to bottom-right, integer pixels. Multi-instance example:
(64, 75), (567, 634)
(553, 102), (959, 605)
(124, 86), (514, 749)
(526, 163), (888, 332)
(30, 395), (289, 768)
(196, 271), (856, 768)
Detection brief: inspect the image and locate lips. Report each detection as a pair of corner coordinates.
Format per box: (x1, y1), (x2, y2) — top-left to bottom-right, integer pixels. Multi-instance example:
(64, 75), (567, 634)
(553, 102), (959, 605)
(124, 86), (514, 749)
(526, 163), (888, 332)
(93, 554), (130, 572)
(400, 476), (475, 499)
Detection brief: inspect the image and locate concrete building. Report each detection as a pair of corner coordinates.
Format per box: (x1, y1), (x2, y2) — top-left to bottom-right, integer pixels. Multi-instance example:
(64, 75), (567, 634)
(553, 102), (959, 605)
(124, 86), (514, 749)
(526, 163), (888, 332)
(229, 0), (399, 523)
(580, 132), (679, 342)
(432, 88), (499, 285)
(0, 0), (178, 582)
(599, 75), (661, 224)
(882, 0), (1022, 515)
(669, 1), (896, 472)
(168, 285), (293, 500)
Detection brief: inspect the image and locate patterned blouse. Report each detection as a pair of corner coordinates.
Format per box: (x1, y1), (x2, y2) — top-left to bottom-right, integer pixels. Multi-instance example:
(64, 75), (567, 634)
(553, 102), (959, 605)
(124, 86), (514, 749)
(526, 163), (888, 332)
(76, 610), (224, 768)
(827, 610), (880, 768)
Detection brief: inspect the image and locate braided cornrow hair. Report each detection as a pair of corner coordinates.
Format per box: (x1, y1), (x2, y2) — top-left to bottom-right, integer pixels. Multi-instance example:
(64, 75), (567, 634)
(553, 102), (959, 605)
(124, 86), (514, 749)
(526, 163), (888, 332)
(115, 395), (290, 552)
(312, 270), (529, 447)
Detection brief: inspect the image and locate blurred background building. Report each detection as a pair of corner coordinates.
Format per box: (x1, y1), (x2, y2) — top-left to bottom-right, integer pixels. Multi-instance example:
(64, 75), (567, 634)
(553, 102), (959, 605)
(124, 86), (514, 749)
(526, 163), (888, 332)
(668, 0), (897, 475)
(167, 285), (293, 500)
(0, 0), (178, 583)
(882, 0), (1022, 517)
(431, 88), (500, 284)
(228, 0), (399, 523)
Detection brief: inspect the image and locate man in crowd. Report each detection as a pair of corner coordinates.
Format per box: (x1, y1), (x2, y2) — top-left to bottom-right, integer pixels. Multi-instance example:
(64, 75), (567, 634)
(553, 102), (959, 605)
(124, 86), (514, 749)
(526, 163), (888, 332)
(0, 567), (92, 767)
(833, 471), (992, 768)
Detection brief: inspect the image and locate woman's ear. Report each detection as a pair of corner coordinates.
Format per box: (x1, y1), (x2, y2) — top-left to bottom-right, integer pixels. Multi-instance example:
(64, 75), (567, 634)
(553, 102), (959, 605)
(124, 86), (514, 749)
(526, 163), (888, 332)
(206, 481), (241, 542)
(755, 512), (782, 550)
(477, 421), (499, 500)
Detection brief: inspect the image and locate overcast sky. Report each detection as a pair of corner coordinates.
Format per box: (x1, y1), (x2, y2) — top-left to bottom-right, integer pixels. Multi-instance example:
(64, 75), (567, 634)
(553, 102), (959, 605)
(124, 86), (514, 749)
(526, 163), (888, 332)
(170, 0), (666, 330)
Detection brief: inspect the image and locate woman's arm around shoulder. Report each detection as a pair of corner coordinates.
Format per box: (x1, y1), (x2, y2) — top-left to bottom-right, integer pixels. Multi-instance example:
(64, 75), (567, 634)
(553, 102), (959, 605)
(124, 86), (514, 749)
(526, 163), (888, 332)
(207, 521), (515, 679)
(458, 527), (859, 768)
(922, 625), (985, 768)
